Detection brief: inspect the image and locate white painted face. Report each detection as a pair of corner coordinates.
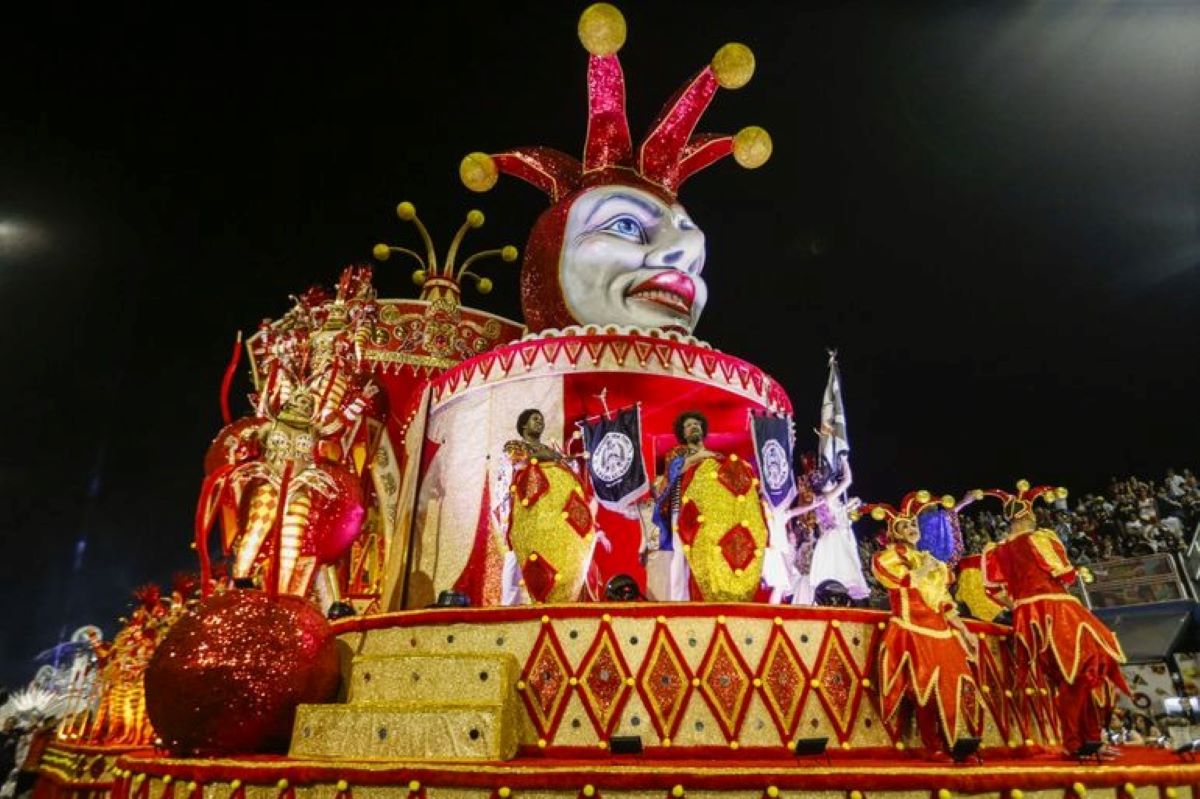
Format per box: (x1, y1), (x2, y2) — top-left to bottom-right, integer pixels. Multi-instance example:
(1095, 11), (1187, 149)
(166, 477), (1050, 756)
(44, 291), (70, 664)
(560, 185), (707, 332)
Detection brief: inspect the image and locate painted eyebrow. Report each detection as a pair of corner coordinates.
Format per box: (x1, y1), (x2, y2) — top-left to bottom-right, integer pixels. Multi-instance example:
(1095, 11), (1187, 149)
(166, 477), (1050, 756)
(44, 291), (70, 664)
(584, 192), (664, 226)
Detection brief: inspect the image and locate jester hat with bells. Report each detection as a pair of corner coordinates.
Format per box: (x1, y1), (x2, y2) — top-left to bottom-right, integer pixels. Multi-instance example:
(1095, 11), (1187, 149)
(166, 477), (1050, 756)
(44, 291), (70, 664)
(459, 3), (773, 332)
(858, 490), (956, 542)
(977, 479), (1068, 523)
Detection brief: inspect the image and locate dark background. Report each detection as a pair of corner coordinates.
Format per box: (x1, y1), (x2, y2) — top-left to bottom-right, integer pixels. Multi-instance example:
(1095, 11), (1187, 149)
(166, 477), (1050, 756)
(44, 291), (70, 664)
(2, 3), (1197, 686)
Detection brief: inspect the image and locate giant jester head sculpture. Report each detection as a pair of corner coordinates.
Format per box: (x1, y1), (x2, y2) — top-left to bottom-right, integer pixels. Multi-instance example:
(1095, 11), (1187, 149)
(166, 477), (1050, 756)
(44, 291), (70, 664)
(459, 3), (772, 334)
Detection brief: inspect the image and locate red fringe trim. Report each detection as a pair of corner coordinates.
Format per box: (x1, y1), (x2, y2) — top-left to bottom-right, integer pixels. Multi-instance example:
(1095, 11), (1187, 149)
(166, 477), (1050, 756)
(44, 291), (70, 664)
(160, 778), (175, 799)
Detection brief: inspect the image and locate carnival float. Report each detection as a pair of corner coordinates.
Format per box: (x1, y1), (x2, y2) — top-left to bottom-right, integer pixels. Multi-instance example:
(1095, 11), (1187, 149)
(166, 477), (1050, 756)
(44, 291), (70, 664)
(30, 4), (1200, 799)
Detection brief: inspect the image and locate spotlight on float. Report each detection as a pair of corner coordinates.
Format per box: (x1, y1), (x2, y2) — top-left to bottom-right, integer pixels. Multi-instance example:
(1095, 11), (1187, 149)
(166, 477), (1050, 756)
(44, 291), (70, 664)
(428, 590), (471, 608)
(793, 737), (830, 763)
(610, 735), (643, 755)
(605, 574), (643, 602)
(814, 580), (851, 608)
(1073, 740), (1104, 763)
(951, 737), (982, 764)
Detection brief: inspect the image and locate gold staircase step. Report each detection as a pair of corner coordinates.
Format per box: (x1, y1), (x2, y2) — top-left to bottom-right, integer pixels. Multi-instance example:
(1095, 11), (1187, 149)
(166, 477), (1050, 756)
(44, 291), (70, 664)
(289, 652), (521, 761)
(346, 652), (516, 704)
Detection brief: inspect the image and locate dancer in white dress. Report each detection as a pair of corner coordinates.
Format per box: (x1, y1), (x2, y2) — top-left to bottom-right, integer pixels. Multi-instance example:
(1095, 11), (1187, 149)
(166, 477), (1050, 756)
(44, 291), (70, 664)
(786, 453), (870, 604)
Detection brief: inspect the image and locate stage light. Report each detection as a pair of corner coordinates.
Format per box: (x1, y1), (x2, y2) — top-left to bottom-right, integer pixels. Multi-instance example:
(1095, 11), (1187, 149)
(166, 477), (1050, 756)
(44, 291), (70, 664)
(605, 574), (642, 602)
(1073, 741), (1104, 763)
(814, 580), (851, 607)
(793, 736), (829, 762)
(610, 735), (643, 754)
(951, 737), (982, 763)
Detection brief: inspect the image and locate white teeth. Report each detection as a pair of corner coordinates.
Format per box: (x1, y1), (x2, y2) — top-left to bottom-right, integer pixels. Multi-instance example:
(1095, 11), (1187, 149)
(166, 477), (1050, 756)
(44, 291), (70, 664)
(630, 287), (689, 313)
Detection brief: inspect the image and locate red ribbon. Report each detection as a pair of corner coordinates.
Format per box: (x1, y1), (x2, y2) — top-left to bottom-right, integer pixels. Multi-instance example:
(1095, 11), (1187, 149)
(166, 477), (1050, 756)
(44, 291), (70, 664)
(219, 332), (243, 426)
(194, 466), (234, 596)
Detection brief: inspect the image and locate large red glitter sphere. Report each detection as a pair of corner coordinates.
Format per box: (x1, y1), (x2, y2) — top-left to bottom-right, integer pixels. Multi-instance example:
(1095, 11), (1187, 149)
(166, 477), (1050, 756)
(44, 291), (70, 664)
(145, 589), (340, 755)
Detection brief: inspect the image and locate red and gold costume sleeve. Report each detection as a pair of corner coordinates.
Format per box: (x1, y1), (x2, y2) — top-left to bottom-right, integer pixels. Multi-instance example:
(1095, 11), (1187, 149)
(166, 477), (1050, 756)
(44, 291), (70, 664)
(1027, 529), (1078, 585)
(872, 545), (911, 589)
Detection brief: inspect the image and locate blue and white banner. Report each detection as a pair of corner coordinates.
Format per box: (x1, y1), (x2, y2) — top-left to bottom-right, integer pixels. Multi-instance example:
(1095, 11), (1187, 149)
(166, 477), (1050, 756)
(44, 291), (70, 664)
(751, 412), (796, 510)
(818, 351), (850, 485)
(582, 405), (648, 514)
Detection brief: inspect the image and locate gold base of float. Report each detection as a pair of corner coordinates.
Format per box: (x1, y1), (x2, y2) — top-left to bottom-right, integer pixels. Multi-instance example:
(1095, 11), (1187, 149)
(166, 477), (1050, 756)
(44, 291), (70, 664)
(313, 604), (1051, 755)
(291, 653), (521, 761)
(114, 751), (1200, 799)
(104, 606), (1200, 799)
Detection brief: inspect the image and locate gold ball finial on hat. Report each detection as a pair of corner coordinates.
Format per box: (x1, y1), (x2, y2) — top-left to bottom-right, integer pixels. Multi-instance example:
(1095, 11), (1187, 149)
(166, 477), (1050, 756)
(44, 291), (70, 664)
(460, 152), (499, 192)
(733, 126), (772, 169)
(578, 3), (627, 56)
(712, 43), (755, 89)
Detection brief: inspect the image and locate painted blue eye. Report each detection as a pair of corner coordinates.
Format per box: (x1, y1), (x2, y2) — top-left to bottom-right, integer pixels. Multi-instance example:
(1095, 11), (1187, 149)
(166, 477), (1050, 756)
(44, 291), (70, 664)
(600, 214), (646, 243)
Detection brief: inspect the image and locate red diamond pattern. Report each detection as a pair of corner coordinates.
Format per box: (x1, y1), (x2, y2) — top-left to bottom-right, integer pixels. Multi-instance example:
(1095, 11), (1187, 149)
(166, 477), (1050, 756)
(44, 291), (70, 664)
(757, 625), (810, 740)
(698, 625), (753, 739)
(676, 500), (702, 546)
(562, 491), (593, 537)
(520, 624), (572, 737)
(637, 625), (692, 740)
(577, 625), (633, 736)
(717, 456), (754, 496)
(811, 628), (863, 740)
(718, 524), (756, 571)
(521, 553), (558, 603)
(514, 463), (549, 507)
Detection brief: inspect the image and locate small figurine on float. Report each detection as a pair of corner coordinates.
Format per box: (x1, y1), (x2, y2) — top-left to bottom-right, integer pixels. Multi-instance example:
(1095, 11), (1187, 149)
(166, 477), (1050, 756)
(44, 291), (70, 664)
(458, 3), (772, 336)
(978, 480), (1129, 757)
(860, 492), (980, 759)
(494, 409), (609, 604)
(197, 266), (379, 610)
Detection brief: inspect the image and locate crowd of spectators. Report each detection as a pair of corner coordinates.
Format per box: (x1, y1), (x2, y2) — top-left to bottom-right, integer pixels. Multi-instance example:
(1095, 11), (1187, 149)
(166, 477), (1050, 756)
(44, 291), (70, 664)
(959, 468), (1200, 563)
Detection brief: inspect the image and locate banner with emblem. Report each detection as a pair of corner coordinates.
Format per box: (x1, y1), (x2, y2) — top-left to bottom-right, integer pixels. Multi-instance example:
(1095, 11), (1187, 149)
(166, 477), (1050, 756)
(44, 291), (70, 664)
(819, 350), (850, 485)
(751, 412), (796, 510)
(581, 405), (648, 515)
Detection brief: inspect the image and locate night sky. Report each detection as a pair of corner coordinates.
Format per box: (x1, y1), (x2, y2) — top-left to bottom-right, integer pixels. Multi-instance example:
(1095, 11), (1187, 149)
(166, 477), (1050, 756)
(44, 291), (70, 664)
(2, 3), (1198, 686)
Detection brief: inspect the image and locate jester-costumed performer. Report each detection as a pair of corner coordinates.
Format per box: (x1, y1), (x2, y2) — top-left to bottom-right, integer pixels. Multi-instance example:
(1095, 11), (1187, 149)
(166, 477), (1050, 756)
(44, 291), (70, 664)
(979, 481), (1128, 756)
(861, 492), (980, 758)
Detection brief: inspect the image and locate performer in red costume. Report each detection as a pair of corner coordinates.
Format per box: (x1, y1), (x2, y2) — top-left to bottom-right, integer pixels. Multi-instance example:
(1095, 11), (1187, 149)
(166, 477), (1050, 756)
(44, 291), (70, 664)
(979, 480), (1129, 757)
(861, 492), (979, 759)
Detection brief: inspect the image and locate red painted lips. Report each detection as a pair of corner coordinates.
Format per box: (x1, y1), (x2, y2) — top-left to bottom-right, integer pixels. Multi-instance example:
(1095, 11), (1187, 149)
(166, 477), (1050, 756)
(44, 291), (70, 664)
(626, 270), (696, 316)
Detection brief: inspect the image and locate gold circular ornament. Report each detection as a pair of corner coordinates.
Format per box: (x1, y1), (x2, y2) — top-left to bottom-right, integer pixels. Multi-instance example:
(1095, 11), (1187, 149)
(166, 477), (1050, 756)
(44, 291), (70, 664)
(460, 153), (499, 192)
(711, 43), (755, 89)
(578, 3), (626, 56)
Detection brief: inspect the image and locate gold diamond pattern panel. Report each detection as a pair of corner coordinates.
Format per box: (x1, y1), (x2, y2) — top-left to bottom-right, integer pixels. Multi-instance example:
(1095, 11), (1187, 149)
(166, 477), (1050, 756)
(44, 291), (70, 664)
(520, 624), (573, 738)
(332, 606), (1034, 751)
(696, 624), (753, 741)
(576, 624), (633, 736)
(756, 623), (810, 741)
(636, 623), (694, 741)
(810, 626), (863, 741)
